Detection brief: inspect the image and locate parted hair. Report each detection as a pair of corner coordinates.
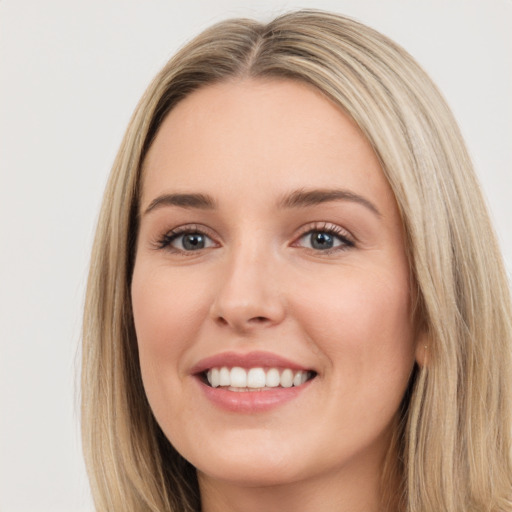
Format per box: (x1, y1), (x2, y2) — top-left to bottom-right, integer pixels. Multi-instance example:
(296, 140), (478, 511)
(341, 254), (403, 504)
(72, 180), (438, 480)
(82, 10), (512, 512)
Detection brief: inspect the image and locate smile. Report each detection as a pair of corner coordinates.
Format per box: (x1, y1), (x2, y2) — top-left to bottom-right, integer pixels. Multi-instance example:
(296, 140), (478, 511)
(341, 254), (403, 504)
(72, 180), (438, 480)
(205, 366), (314, 391)
(192, 351), (317, 412)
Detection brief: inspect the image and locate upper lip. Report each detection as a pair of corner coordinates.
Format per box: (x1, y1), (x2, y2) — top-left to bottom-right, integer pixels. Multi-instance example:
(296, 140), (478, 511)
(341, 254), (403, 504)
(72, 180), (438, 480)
(190, 351), (313, 375)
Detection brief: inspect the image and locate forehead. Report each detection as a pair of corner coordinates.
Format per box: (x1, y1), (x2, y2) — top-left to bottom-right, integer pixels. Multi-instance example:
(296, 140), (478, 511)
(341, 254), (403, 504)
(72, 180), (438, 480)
(141, 78), (395, 211)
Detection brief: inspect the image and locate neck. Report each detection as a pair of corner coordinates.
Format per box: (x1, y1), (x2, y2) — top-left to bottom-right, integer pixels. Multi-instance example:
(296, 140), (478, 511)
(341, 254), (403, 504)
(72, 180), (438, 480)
(198, 455), (389, 512)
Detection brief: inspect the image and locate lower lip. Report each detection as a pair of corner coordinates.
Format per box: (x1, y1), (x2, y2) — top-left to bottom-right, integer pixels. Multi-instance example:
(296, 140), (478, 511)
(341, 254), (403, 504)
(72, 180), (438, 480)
(196, 378), (313, 413)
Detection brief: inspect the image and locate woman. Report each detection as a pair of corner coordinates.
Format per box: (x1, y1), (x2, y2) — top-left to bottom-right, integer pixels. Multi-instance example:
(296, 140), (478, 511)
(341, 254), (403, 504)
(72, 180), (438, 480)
(81, 10), (512, 512)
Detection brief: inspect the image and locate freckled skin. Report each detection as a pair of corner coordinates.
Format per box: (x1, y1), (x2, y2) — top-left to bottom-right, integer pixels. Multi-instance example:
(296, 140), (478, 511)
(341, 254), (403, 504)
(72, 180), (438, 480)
(131, 79), (423, 512)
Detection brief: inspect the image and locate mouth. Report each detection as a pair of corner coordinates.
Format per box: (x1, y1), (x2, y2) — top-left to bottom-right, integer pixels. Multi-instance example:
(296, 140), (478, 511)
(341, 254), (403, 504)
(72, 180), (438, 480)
(192, 352), (317, 412)
(201, 366), (317, 392)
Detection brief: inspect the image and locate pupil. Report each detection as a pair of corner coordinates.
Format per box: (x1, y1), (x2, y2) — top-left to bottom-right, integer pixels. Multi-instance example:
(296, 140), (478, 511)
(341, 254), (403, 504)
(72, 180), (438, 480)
(311, 231), (333, 250)
(183, 233), (204, 250)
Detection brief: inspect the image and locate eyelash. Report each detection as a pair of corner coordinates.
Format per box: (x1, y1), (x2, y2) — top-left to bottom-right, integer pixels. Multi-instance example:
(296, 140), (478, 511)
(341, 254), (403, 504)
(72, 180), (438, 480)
(154, 222), (355, 255)
(154, 224), (217, 254)
(294, 222), (355, 254)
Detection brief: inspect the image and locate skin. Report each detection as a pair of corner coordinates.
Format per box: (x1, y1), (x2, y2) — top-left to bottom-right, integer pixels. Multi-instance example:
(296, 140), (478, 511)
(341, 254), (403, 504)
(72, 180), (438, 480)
(131, 79), (424, 512)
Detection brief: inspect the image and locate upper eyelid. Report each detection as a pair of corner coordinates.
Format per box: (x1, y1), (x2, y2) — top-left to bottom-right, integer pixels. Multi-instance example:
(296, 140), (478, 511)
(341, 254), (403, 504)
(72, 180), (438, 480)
(162, 221), (352, 235)
(165, 224), (216, 237)
(294, 221), (354, 240)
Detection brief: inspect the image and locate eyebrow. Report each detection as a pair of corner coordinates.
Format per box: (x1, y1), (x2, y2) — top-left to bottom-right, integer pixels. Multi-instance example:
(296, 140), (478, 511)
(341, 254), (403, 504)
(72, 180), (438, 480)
(143, 193), (216, 215)
(278, 188), (381, 217)
(143, 188), (381, 217)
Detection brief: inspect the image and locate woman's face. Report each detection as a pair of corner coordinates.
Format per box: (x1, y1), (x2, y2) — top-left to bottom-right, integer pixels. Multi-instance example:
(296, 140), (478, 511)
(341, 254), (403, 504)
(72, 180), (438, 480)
(132, 79), (422, 492)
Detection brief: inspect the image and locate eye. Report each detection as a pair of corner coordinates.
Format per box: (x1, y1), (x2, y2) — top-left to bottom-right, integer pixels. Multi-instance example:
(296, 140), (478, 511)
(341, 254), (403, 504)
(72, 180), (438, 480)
(303, 231), (339, 250)
(157, 227), (217, 253)
(295, 225), (354, 253)
(173, 232), (213, 251)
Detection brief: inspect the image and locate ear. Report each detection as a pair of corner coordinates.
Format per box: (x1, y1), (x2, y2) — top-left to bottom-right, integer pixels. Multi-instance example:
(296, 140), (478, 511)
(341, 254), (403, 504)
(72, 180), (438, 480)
(414, 329), (430, 367)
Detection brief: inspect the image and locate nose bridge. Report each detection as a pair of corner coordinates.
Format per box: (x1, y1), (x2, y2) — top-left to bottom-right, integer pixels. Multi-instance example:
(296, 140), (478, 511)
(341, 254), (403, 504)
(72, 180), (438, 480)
(210, 232), (285, 331)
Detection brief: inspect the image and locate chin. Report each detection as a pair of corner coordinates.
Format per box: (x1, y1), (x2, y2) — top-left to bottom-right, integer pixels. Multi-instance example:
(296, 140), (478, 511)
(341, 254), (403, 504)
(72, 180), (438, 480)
(188, 435), (312, 487)
(197, 459), (306, 488)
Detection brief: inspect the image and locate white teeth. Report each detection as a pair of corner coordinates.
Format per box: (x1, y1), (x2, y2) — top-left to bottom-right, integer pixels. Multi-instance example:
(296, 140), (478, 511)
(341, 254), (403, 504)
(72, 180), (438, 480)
(219, 367), (230, 386)
(265, 368), (280, 387)
(247, 368), (266, 388)
(205, 366), (312, 390)
(210, 368), (220, 388)
(230, 367), (247, 387)
(280, 369), (293, 388)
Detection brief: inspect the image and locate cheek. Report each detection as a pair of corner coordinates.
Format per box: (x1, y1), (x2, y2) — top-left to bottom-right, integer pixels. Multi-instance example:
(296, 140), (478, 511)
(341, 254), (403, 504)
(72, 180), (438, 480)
(130, 262), (220, 445)
(130, 263), (211, 396)
(293, 266), (416, 392)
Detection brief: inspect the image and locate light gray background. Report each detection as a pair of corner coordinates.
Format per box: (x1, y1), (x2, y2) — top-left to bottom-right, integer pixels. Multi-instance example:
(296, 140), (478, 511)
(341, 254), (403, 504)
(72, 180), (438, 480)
(1, 1), (510, 511)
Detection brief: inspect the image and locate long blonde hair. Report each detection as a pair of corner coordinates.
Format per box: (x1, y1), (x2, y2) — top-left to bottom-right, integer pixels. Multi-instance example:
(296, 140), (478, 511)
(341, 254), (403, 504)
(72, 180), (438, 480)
(82, 10), (512, 511)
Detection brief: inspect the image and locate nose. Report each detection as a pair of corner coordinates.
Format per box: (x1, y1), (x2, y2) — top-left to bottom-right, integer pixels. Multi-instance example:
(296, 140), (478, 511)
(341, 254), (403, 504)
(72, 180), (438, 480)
(209, 243), (286, 334)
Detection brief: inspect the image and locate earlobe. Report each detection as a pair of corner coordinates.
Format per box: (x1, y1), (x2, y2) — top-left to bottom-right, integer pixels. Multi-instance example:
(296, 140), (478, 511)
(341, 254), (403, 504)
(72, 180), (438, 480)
(415, 330), (430, 367)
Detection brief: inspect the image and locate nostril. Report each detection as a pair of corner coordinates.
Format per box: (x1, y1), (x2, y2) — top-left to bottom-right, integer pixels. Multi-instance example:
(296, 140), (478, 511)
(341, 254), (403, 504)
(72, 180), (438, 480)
(214, 314), (273, 331)
(251, 316), (269, 323)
